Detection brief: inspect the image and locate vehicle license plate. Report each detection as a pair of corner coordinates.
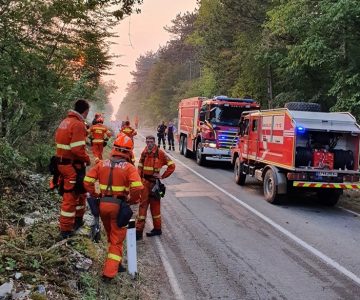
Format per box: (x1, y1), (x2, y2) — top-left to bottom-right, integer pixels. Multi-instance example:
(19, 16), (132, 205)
(316, 172), (337, 177)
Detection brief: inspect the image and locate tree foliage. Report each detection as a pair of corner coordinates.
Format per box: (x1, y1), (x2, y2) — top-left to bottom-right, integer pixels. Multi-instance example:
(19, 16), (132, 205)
(0, 0), (142, 173)
(119, 0), (360, 126)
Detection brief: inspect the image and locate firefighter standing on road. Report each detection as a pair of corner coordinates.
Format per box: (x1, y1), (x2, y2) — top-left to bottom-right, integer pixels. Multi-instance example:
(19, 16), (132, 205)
(157, 121), (167, 149)
(55, 99), (91, 239)
(88, 116), (112, 163)
(136, 135), (175, 240)
(84, 134), (144, 281)
(167, 121), (176, 151)
(119, 120), (137, 141)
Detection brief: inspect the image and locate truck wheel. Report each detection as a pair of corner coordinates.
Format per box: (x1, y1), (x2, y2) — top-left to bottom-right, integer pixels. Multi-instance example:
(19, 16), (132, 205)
(234, 157), (246, 185)
(285, 102), (321, 112)
(263, 169), (282, 204)
(183, 136), (192, 158)
(196, 142), (207, 166)
(317, 189), (341, 206)
(179, 136), (184, 155)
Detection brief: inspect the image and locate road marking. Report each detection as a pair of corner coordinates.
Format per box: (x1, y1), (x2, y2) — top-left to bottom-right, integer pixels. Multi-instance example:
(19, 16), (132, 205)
(165, 152), (360, 286)
(339, 206), (360, 217)
(145, 220), (185, 300)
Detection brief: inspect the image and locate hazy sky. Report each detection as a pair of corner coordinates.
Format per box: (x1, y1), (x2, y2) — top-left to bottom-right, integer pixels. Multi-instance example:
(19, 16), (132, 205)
(105, 0), (198, 118)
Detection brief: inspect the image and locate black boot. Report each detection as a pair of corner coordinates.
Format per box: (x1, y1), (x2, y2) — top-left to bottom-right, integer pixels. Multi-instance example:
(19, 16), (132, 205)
(74, 217), (84, 231)
(118, 264), (127, 273)
(146, 229), (162, 237)
(168, 146), (171, 150)
(102, 275), (113, 283)
(136, 231), (143, 241)
(172, 146), (175, 151)
(60, 231), (74, 240)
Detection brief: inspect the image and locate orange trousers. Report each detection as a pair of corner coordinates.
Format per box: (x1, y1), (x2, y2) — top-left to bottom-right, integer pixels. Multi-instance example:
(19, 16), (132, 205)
(100, 201), (127, 278)
(58, 165), (86, 232)
(91, 143), (104, 160)
(136, 179), (161, 232)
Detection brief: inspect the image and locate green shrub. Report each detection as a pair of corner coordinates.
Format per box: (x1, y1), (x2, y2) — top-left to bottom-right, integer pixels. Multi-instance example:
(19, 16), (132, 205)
(0, 138), (28, 177)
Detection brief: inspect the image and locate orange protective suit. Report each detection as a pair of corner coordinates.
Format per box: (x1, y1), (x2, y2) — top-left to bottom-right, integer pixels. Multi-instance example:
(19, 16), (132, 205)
(119, 126), (137, 140)
(136, 145), (175, 234)
(88, 123), (112, 161)
(55, 110), (90, 233)
(84, 154), (143, 279)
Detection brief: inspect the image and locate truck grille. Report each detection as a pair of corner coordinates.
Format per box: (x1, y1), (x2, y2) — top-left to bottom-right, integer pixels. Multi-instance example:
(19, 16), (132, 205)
(217, 130), (238, 149)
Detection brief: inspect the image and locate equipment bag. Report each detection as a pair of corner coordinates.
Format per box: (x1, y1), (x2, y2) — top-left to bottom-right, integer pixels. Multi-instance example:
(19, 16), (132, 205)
(116, 200), (133, 228)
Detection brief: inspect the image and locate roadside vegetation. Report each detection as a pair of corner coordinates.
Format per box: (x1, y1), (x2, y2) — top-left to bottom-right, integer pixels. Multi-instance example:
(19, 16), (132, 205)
(119, 0), (360, 125)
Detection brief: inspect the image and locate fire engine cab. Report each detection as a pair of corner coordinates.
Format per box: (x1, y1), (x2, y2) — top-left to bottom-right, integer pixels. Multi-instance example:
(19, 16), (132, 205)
(178, 96), (260, 165)
(231, 103), (360, 205)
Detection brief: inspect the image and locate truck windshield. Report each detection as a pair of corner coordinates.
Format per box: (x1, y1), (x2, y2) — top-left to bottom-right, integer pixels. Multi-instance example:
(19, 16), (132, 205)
(209, 105), (245, 126)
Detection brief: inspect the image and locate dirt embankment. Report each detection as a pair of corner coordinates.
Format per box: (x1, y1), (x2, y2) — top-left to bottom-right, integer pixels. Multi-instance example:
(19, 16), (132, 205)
(0, 172), (167, 300)
(340, 190), (360, 214)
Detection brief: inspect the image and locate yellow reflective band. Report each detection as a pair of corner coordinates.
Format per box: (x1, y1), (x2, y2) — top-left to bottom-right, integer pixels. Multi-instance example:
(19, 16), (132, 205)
(60, 210), (76, 217)
(84, 176), (96, 183)
(99, 184), (129, 191)
(123, 128), (132, 132)
(130, 181), (143, 188)
(143, 166), (154, 171)
(346, 184), (353, 189)
(167, 161), (174, 166)
(153, 215), (161, 219)
(137, 216), (146, 220)
(314, 183), (322, 188)
(333, 184), (341, 188)
(95, 130), (103, 133)
(107, 253), (122, 262)
(76, 205), (85, 210)
(69, 180), (76, 184)
(57, 144), (71, 150)
(70, 140), (86, 148)
(93, 139), (104, 143)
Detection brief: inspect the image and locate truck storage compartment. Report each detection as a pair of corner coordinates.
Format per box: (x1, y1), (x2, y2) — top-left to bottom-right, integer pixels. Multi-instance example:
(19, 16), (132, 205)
(295, 131), (357, 170)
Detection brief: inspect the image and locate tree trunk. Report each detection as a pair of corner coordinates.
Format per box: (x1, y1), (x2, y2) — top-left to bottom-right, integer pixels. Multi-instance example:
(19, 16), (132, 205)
(0, 97), (8, 138)
(267, 65), (273, 109)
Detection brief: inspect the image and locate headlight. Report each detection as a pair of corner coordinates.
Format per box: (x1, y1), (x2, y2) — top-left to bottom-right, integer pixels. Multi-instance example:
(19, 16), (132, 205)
(203, 140), (217, 148)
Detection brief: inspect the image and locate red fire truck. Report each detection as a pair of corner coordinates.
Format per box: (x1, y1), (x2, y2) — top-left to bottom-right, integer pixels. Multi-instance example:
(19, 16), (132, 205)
(178, 96), (260, 165)
(231, 103), (360, 205)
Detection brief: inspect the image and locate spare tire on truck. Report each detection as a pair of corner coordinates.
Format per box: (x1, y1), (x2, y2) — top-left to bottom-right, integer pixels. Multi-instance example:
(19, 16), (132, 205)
(285, 102), (321, 112)
(333, 149), (354, 170)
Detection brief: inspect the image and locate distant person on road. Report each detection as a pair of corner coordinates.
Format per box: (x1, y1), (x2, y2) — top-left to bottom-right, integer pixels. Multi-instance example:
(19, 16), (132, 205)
(157, 121), (167, 149)
(136, 135), (175, 240)
(84, 134), (143, 281)
(88, 116), (112, 163)
(54, 99), (91, 239)
(119, 121), (137, 141)
(167, 121), (176, 151)
(134, 115), (139, 129)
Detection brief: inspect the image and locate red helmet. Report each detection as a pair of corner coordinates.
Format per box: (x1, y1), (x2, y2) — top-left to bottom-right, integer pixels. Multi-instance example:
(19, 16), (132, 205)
(97, 117), (104, 123)
(111, 133), (133, 156)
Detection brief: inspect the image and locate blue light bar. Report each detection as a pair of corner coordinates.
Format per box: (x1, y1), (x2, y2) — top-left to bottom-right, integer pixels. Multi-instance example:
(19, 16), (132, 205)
(213, 95), (256, 103)
(297, 126), (306, 133)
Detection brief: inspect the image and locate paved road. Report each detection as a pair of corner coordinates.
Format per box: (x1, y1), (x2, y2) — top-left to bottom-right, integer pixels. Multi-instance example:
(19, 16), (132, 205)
(132, 131), (360, 300)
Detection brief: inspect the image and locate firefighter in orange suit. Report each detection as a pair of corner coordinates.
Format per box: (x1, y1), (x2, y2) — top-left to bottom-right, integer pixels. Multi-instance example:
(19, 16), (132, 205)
(119, 121), (137, 140)
(88, 116), (112, 163)
(84, 134), (143, 280)
(55, 99), (91, 239)
(136, 135), (175, 240)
